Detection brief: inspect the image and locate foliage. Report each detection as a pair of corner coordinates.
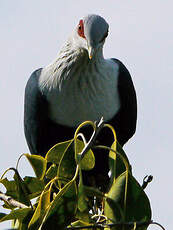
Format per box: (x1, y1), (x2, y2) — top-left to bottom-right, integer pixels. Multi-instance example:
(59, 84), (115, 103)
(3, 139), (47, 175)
(0, 120), (153, 230)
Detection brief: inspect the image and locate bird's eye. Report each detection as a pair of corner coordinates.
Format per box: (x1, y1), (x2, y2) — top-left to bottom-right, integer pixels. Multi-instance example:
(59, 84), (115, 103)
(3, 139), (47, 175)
(100, 30), (108, 43)
(78, 20), (85, 39)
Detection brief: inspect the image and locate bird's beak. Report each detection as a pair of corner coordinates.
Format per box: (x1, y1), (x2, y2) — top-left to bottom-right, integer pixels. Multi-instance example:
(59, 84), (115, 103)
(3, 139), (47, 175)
(87, 45), (95, 60)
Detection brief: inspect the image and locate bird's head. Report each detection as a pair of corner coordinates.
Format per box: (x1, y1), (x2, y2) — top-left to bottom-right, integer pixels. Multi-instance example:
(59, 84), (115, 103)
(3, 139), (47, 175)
(74, 14), (109, 59)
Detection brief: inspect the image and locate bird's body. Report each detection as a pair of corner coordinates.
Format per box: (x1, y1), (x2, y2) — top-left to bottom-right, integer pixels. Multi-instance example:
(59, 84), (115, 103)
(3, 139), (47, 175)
(24, 14), (137, 190)
(39, 49), (120, 127)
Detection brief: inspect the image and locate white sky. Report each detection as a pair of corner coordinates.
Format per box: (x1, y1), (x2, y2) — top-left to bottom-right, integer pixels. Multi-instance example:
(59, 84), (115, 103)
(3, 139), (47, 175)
(0, 1), (172, 229)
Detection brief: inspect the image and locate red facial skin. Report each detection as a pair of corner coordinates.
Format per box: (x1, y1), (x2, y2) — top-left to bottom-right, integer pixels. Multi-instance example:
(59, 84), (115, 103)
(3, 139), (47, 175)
(77, 20), (86, 39)
(77, 19), (108, 42)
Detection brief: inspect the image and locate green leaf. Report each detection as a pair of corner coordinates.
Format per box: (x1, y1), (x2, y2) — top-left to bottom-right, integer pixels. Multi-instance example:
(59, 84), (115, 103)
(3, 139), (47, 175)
(46, 164), (58, 180)
(45, 140), (76, 186)
(18, 209), (34, 230)
(23, 176), (45, 199)
(0, 208), (32, 222)
(0, 174), (31, 209)
(0, 178), (18, 201)
(13, 172), (31, 207)
(77, 170), (88, 213)
(24, 154), (47, 180)
(57, 144), (76, 186)
(105, 172), (152, 230)
(70, 220), (91, 229)
(75, 210), (90, 223)
(46, 140), (73, 164)
(28, 188), (51, 230)
(40, 180), (77, 230)
(75, 139), (95, 170)
(109, 142), (131, 184)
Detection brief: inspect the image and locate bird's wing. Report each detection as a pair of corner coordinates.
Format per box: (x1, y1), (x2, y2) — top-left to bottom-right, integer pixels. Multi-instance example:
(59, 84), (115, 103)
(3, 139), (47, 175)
(111, 58), (137, 146)
(24, 68), (50, 156)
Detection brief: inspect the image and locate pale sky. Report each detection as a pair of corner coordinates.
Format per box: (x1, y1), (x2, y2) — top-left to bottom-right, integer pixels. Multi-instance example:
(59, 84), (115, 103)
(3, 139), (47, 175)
(0, 1), (172, 229)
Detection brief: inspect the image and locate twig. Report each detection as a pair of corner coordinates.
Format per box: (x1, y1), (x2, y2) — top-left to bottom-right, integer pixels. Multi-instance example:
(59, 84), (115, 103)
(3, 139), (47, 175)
(67, 221), (150, 229)
(80, 117), (105, 160)
(67, 220), (165, 229)
(77, 133), (87, 146)
(142, 175), (153, 189)
(0, 190), (29, 209)
(1, 167), (33, 209)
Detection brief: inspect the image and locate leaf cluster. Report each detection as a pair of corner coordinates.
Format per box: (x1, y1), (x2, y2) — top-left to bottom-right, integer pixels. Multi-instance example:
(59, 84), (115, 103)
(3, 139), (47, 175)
(0, 120), (152, 230)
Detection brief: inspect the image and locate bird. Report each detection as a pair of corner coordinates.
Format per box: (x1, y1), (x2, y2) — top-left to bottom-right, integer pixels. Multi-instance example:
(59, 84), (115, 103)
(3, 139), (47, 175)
(24, 14), (137, 191)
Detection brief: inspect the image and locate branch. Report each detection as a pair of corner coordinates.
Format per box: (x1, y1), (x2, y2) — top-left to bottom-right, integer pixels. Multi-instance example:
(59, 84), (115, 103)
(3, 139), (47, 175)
(67, 220), (165, 230)
(1, 167), (33, 209)
(0, 190), (29, 209)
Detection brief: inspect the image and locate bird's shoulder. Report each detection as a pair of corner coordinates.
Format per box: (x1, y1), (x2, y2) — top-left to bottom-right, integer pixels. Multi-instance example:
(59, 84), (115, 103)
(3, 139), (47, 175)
(25, 68), (46, 108)
(26, 68), (42, 90)
(25, 68), (43, 97)
(110, 58), (133, 84)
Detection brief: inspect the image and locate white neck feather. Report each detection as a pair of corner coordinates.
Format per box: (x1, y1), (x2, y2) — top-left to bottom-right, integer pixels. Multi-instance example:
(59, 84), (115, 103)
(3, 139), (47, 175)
(39, 37), (104, 91)
(39, 38), (120, 127)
